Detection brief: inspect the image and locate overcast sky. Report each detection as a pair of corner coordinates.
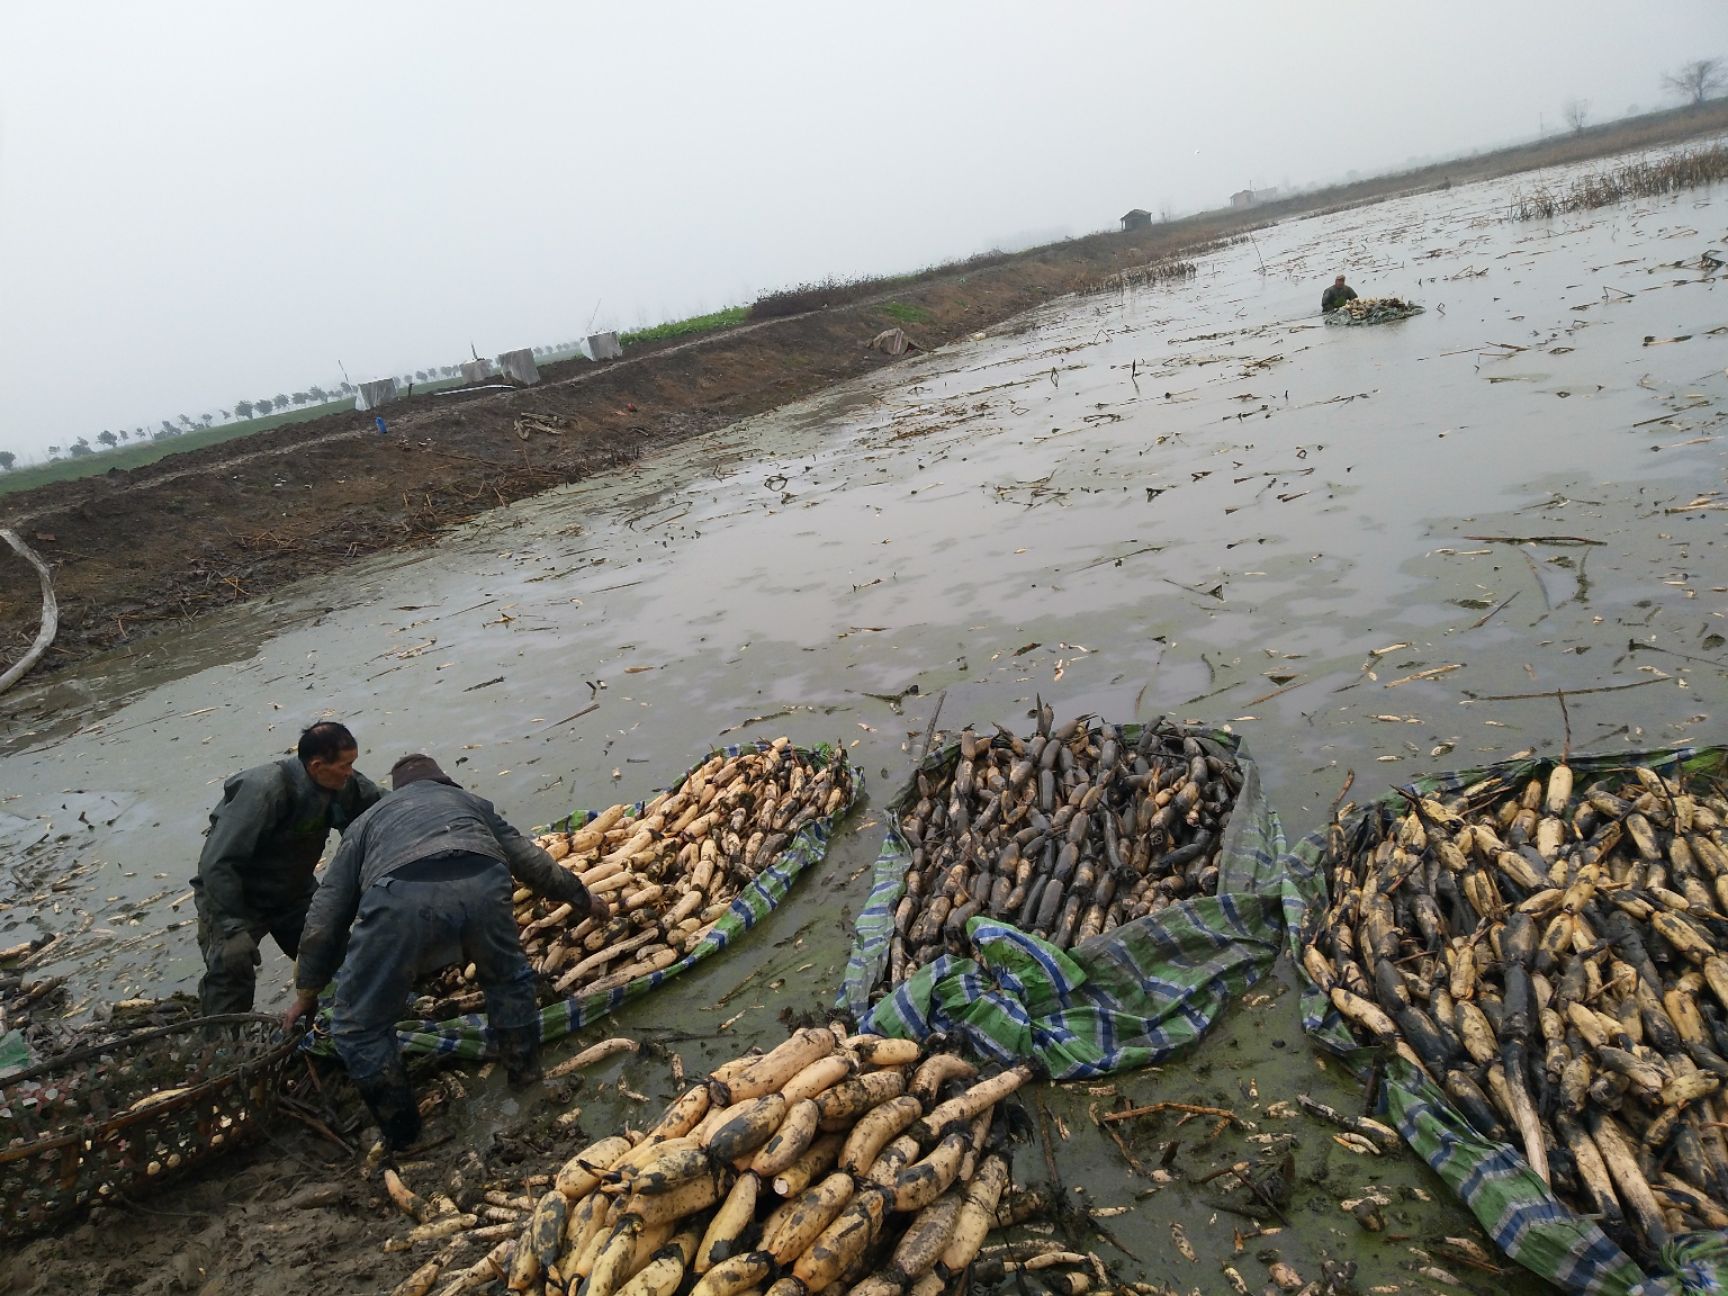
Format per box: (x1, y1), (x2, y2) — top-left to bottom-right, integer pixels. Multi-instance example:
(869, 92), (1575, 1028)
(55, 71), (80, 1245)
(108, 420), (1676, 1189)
(2, 1), (1723, 459)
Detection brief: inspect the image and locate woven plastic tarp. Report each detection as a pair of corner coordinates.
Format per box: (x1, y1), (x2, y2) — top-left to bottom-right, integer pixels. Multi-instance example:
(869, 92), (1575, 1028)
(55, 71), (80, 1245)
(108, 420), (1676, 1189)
(1290, 745), (1728, 1296)
(837, 726), (1303, 1079)
(306, 741), (858, 1061)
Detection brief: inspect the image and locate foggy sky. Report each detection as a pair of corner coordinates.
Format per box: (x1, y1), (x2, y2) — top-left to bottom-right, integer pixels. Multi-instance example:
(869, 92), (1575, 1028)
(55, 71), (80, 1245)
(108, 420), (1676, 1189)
(2, 1), (1723, 459)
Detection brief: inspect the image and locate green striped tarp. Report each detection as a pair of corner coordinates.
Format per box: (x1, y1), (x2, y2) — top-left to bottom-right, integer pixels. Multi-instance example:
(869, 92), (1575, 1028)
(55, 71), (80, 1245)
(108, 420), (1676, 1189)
(837, 726), (1304, 1079)
(304, 741), (858, 1062)
(1290, 745), (1728, 1295)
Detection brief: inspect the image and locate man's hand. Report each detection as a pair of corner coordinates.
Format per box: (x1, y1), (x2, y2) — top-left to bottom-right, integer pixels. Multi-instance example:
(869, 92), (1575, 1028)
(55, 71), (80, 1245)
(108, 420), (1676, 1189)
(220, 930), (261, 976)
(586, 893), (612, 926)
(282, 989), (320, 1033)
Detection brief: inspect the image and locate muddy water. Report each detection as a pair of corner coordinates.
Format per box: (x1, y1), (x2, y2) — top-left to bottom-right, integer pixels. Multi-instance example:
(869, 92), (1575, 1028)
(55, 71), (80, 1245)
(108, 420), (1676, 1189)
(4, 145), (1726, 1291)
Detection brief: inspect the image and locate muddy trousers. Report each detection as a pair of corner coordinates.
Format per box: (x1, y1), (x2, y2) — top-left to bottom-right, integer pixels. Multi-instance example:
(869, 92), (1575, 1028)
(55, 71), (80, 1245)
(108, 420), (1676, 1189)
(331, 853), (542, 1099)
(195, 898), (311, 1016)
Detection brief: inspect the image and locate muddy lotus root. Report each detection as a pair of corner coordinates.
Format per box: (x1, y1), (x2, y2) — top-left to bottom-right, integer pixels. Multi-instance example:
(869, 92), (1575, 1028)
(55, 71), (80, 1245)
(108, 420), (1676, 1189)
(882, 711), (1242, 992)
(418, 741), (853, 1013)
(376, 1029), (1112, 1296)
(1305, 758), (1728, 1265)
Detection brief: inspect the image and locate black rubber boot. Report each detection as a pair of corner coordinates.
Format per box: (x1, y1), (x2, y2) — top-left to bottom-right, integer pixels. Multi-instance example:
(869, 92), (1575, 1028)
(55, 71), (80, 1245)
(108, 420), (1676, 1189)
(353, 1058), (422, 1152)
(496, 1026), (543, 1089)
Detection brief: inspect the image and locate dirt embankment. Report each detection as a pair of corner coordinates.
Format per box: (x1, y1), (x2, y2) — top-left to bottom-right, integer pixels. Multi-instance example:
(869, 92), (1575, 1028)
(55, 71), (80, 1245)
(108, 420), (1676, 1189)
(4, 103), (1726, 680)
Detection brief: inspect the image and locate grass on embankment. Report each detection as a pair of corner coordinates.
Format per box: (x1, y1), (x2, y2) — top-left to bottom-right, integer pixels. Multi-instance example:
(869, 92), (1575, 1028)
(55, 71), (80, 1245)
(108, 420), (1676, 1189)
(881, 302), (933, 324)
(620, 307), (749, 348)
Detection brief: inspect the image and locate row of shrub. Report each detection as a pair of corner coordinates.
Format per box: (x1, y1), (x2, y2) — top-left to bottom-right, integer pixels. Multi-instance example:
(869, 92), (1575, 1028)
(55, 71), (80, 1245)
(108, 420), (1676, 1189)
(746, 246), (1021, 320)
(1511, 143), (1728, 219)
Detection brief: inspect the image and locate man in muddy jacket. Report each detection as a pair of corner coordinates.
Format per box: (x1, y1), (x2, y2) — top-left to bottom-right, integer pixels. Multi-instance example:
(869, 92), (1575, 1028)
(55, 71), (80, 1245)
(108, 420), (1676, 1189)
(193, 722), (384, 1015)
(1321, 274), (1358, 313)
(283, 754), (607, 1150)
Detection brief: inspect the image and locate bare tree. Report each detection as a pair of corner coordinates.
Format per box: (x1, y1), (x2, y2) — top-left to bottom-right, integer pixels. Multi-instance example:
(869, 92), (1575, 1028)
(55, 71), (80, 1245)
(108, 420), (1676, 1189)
(1562, 98), (1589, 133)
(1664, 58), (1726, 105)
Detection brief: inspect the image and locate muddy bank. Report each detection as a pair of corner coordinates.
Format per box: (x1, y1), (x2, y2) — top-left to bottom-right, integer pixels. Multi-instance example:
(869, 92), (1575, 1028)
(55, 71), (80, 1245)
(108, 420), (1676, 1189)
(5, 102), (1728, 681)
(0, 232), (1205, 677)
(1, 133), (1724, 1296)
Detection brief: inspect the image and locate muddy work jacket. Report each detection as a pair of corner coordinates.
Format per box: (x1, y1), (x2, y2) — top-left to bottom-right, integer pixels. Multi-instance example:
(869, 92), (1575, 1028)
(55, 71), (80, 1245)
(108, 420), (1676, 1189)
(193, 757), (383, 936)
(1321, 283), (1358, 313)
(294, 779), (593, 993)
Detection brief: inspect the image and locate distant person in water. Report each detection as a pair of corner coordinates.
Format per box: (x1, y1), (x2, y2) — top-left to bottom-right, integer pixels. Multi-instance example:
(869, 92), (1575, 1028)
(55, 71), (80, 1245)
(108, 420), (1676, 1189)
(1321, 275), (1358, 313)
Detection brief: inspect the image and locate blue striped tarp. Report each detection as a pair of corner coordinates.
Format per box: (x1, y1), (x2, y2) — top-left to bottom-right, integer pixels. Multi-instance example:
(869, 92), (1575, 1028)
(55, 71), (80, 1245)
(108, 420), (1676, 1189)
(1289, 745), (1728, 1296)
(837, 726), (1302, 1078)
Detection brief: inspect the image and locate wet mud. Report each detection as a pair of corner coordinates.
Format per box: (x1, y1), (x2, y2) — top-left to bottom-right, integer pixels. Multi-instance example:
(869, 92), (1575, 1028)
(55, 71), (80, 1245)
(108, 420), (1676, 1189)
(1, 141), (1725, 1293)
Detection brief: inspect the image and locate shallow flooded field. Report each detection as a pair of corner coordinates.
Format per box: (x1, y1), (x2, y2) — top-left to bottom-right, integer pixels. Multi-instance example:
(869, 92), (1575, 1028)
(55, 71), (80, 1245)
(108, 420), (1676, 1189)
(2, 144), (1723, 1292)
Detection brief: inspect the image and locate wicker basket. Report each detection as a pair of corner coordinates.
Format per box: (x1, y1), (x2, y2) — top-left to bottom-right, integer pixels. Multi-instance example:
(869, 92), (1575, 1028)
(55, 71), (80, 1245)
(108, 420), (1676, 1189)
(0, 1013), (296, 1237)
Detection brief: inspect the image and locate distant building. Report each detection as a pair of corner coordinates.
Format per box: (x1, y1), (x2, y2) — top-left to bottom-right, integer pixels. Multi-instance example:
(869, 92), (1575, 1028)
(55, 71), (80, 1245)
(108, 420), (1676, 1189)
(354, 378), (398, 412)
(1120, 208), (1153, 231)
(584, 331), (623, 361)
(497, 349), (540, 385)
(1230, 187), (1280, 209)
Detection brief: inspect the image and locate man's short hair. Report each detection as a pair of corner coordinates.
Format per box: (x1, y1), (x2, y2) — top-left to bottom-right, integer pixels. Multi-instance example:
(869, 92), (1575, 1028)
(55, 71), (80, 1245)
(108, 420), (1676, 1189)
(298, 721), (358, 764)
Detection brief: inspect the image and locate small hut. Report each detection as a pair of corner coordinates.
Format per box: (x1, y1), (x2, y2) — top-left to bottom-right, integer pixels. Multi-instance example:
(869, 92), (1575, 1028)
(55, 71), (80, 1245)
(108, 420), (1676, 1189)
(354, 378), (398, 412)
(585, 331), (623, 361)
(1120, 208), (1152, 232)
(496, 349), (540, 385)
